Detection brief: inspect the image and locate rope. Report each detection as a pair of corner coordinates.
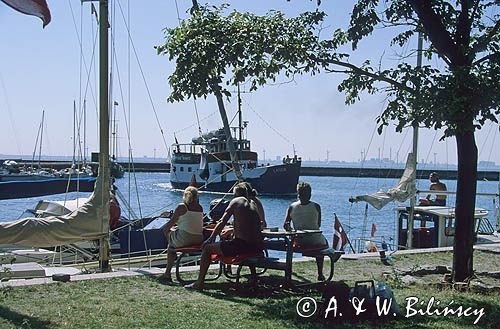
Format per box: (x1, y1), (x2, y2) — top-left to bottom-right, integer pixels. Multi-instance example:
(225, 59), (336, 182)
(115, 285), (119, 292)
(173, 111), (218, 135)
(114, 0), (170, 156)
(0, 72), (22, 154)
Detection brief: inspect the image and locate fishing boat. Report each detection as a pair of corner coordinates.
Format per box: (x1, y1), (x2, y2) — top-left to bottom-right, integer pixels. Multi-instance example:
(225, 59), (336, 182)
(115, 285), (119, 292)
(170, 93), (301, 196)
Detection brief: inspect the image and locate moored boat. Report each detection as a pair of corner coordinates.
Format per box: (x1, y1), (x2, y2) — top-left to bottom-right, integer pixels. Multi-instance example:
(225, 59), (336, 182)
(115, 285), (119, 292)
(170, 126), (301, 196)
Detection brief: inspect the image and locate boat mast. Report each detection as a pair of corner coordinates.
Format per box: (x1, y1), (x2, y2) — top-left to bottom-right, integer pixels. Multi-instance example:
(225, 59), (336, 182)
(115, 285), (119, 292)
(238, 84), (242, 143)
(407, 30), (424, 249)
(73, 100), (76, 166)
(211, 83), (243, 181)
(38, 109), (45, 169)
(237, 84), (243, 161)
(97, 0), (111, 271)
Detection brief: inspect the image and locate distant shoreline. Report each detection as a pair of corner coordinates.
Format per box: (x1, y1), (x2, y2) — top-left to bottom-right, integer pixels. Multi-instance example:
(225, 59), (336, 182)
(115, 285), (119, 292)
(2, 159), (498, 181)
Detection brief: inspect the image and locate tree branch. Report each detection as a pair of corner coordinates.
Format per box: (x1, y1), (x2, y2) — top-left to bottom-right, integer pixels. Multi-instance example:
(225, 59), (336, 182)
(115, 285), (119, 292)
(322, 58), (415, 94)
(471, 19), (500, 55)
(455, 0), (473, 61)
(407, 0), (464, 67)
(473, 52), (500, 66)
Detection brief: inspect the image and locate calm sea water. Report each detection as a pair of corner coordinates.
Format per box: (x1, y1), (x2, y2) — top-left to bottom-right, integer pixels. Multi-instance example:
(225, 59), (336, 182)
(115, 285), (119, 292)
(1, 173), (498, 251)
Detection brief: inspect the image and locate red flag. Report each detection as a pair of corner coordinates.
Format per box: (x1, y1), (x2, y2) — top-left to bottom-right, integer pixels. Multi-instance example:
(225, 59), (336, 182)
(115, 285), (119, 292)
(370, 223), (378, 239)
(1, 0), (51, 27)
(189, 174), (197, 187)
(332, 213), (348, 251)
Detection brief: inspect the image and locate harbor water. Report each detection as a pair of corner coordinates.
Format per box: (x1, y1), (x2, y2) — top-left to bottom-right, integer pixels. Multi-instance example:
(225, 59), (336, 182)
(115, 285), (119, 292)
(1, 173), (498, 253)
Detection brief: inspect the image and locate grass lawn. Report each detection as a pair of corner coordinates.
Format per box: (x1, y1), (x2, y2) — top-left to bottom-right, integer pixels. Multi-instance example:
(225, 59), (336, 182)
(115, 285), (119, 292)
(1, 250), (499, 329)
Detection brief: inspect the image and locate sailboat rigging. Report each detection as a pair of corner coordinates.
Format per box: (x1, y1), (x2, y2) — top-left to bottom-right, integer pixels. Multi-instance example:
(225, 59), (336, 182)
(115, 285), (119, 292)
(0, 0), (111, 272)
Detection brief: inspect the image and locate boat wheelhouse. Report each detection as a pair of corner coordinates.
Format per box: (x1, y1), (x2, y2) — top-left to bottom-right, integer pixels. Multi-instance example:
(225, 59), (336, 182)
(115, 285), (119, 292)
(397, 206), (489, 248)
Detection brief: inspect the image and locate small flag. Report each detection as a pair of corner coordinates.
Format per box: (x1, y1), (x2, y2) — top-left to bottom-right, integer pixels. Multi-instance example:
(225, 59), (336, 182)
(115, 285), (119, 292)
(332, 213), (348, 251)
(1, 0), (51, 27)
(190, 174), (197, 187)
(370, 223), (378, 239)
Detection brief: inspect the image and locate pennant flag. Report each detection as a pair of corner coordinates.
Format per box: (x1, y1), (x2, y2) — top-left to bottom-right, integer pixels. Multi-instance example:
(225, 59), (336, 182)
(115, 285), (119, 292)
(370, 223), (378, 239)
(189, 174), (197, 187)
(332, 213), (348, 251)
(1, 0), (51, 27)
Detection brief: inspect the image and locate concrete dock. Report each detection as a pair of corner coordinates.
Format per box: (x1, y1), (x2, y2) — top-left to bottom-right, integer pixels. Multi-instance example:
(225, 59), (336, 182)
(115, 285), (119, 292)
(8, 160), (499, 180)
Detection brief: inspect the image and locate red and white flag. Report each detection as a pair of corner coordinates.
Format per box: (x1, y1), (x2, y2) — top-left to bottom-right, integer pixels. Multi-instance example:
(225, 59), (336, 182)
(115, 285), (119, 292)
(1, 0), (51, 27)
(370, 223), (378, 239)
(189, 174), (197, 187)
(332, 213), (348, 251)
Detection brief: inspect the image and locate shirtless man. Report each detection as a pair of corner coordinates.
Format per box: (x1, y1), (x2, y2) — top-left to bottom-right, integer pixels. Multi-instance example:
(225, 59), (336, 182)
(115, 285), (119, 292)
(186, 183), (263, 290)
(419, 172), (447, 206)
(243, 182), (267, 228)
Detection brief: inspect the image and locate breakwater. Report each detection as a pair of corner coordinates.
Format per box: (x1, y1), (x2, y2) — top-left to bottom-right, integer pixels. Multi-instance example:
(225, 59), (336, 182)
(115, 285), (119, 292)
(16, 160), (500, 181)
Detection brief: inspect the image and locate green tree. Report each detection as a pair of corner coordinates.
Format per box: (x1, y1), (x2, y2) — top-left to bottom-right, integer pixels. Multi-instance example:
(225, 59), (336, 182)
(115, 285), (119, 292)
(331, 0), (499, 283)
(158, 1), (499, 282)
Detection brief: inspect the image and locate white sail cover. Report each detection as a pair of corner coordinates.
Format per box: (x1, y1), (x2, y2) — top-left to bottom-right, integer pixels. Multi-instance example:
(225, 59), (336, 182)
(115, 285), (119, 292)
(0, 177), (107, 246)
(350, 153), (416, 210)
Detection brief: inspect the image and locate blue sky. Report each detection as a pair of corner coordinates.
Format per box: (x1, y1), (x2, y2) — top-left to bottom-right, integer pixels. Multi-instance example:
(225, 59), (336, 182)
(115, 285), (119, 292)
(0, 0), (498, 165)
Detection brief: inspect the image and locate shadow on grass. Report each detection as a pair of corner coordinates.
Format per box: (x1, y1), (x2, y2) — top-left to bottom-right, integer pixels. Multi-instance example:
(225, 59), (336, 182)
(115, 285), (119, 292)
(0, 306), (52, 329)
(189, 277), (500, 329)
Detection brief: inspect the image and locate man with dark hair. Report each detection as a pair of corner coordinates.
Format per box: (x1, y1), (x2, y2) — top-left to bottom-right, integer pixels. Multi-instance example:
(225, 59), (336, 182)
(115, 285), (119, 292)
(186, 182), (263, 290)
(419, 172), (447, 206)
(284, 181), (328, 281)
(243, 182), (267, 228)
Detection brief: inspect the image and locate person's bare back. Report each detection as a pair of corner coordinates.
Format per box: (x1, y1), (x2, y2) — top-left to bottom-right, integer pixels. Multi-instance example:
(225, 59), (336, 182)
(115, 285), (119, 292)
(231, 196), (262, 244)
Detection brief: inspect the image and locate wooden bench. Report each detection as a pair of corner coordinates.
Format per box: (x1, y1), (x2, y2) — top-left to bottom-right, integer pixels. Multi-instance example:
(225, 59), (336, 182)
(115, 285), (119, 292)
(300, 247), (344, 283)
(174, 245), (222, 284)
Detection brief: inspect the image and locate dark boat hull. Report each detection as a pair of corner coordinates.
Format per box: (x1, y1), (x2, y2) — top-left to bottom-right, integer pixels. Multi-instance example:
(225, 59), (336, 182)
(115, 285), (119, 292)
(0, 177), (96, 200)
(171, 162), (301, 196)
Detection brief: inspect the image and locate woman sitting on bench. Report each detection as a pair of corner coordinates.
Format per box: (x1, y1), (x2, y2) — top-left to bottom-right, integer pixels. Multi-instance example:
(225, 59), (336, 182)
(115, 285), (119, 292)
(284, 181), (328, 281)
(159, 186), (204, 282)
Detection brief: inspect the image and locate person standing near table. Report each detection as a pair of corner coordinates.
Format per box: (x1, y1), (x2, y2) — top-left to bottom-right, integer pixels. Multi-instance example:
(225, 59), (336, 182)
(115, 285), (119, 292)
(284, 181), (328, 281)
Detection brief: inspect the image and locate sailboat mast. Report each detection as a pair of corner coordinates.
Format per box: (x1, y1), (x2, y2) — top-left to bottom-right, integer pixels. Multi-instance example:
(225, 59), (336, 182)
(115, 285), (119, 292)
(98, 0), (111, 271)
(238, 84), (242, 142)
(407, 30), (424, 249)
(73, 100), (76, 166)
(38, 110), (45, 169)
(83, 99), (87, 164)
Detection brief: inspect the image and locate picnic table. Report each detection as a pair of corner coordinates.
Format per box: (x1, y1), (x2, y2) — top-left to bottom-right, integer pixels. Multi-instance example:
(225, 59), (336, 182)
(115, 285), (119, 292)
(261, 228), (323, 282)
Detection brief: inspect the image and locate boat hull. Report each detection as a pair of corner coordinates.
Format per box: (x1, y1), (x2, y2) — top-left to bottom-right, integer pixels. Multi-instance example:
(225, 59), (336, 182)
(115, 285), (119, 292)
(0, 177), (96, 200)
(171, 161), (301, 196)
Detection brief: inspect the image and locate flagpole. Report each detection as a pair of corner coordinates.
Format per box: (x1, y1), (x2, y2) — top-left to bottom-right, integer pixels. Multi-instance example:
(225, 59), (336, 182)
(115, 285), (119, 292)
(334, 213), (355, 253)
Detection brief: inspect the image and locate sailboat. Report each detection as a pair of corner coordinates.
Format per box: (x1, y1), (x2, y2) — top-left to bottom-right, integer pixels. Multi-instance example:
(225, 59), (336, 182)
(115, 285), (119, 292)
(0, 109), (96, 200)
(0, 0), (112, 271)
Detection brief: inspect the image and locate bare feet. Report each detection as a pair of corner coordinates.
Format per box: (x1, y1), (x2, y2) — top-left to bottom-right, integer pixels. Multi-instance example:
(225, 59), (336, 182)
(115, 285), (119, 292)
(158, 273), (172, 283)
(184, 282), (203, 290)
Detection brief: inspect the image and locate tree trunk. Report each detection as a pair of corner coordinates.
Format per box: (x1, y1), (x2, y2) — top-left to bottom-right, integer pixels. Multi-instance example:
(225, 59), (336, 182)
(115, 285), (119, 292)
(452, 128), (478, 282)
